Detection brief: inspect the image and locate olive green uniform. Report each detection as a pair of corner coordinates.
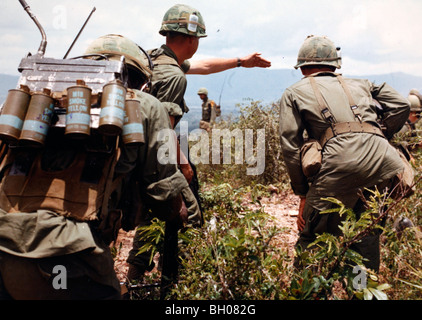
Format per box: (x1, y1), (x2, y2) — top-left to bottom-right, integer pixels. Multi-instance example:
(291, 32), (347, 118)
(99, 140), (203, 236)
(396, 93), (421, 143)
(280, 72), (410, 270)
(201, 98), (217, 123)
(127, 4), (206, 280)
(127, 45), (203, 273)
(0, 90), (194, 299)
(148, 45), (191, 126)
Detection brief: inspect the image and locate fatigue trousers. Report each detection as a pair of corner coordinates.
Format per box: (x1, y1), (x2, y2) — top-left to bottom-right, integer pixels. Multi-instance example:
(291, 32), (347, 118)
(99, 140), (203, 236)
(296, 180), (393, 272)
(127, 158), (203, 278)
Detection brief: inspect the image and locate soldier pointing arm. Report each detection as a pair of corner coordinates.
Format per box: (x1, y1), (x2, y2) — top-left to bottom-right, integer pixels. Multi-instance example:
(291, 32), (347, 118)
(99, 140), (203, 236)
(187, 52), (271, 75)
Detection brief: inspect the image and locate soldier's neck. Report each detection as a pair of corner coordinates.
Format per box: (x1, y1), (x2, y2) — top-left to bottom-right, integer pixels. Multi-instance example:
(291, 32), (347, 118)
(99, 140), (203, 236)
(301, 66), (336, 76)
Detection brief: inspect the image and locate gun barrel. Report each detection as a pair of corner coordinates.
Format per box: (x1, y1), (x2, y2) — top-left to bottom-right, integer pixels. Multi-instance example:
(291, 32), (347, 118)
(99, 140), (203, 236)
(19, 0), (47, 56)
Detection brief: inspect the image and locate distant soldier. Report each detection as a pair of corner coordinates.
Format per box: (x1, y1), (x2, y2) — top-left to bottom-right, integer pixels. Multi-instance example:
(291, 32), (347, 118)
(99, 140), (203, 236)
(399, 91), (422, 135)
(198, 87), (219, 131)
(279, 35), (410, 272)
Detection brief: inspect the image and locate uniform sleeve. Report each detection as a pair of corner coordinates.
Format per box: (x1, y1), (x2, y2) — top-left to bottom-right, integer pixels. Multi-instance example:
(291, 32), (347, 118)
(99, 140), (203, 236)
(181, 60), (191, 73)
(181, 185), (202, 228)
(139, 97), (181, 200)
(371, 81), (410, 139)
(154, 73), (188, 118)
(210, 100), (217, 123)
(279, 89), (309, 196)
(143, 100), (202, 223)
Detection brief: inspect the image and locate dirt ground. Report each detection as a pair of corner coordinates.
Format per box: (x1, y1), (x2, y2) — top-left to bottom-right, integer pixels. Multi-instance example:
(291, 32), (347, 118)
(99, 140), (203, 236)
(113, 190), (300, 283)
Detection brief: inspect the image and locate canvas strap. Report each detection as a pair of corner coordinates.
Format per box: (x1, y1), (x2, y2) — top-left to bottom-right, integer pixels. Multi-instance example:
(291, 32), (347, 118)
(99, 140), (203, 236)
(319, 121), (384, 147)
(307, 73), (384, 147)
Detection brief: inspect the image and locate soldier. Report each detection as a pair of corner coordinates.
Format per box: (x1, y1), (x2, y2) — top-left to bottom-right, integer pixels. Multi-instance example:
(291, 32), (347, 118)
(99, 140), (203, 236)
(198, 87), (219, 131)
(127, 3), (271, 282)
(398, 91), (422, 135)
(279, 35), (410, 272)
(148, 3), (271, 129)
(392, 91), (422, 163)
(0, 34), (199, 299)
(127, 3), (206, 284)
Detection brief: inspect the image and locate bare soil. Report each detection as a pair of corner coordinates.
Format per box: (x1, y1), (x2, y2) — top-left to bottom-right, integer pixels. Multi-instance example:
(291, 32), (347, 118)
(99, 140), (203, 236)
(113, 190), (300, 283)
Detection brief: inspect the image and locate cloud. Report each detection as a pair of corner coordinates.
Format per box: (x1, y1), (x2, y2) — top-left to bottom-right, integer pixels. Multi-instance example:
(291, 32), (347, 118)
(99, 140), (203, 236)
(0, 0), (420, 77)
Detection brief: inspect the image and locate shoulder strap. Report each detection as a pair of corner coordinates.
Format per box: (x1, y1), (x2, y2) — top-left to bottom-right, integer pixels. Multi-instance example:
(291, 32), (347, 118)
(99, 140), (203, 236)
(336, 75), (362, 122)
(152, 54), (184, 72)
(98, 138), (123, 230)
(308, 74), (362, 124)
(308, 76), (335, 124)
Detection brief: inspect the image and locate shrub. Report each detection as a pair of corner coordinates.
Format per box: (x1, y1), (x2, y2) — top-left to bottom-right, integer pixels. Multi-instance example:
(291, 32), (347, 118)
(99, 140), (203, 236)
(172, 183), (290, 300)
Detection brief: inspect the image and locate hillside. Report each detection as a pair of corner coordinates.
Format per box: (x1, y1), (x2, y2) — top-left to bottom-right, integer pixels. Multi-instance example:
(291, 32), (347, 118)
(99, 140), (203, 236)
(1, 69), (422, 131)
(0, 68), (421, 301)
(184, 68), (422, 108)
(184, 69), (422, 130)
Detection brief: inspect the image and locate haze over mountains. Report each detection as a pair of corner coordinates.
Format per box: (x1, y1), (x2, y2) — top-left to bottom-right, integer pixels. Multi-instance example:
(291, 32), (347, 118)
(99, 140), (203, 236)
(1, 67), (422, 131)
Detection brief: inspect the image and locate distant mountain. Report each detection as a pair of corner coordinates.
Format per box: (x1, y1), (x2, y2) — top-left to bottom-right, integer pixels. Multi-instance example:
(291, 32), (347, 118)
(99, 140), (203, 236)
(184, 68), (422, 110)
(182, 69), (422, 130)
(1, 69), (422, 131)
(185, 68), (300, 111)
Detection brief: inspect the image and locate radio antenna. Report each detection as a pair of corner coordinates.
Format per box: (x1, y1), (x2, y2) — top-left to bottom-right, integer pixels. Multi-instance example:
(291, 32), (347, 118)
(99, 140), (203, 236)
(19, 0), (47, 57)
(63, 7), (96, 59)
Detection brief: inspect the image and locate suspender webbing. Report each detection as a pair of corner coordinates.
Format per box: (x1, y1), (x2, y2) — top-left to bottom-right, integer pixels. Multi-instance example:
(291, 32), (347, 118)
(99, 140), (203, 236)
(307, 73), (384, 147)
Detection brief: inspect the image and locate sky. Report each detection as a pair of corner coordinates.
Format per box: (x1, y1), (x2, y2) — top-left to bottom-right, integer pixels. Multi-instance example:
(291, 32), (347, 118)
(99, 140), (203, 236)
(0, 0), (421, 78)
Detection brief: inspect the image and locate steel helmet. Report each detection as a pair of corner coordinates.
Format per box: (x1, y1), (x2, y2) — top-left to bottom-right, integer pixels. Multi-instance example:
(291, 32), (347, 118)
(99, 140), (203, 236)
(408, 94), (422, 112)
(294, 35), (342, 70)
(197, 87), (208, 95)
(159, 4), (207, 38)
(84, 34), (152, 80)
(409, 88), (422, 101)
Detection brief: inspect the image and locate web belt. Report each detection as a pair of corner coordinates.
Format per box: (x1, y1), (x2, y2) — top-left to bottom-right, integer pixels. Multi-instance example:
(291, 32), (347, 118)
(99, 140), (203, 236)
(307, 72), (385, 147)
(319, 121), (385, 147)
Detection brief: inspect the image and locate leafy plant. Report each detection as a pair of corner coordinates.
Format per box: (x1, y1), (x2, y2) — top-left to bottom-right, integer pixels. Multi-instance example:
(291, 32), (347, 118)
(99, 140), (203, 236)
(135, 217), (166, 266)
(171, 183), (289, 300)
(127, 101), (422, 300)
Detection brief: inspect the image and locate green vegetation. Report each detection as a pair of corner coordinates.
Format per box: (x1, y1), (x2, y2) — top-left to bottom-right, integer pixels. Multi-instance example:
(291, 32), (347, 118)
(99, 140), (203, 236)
(132, 100), (422, 300)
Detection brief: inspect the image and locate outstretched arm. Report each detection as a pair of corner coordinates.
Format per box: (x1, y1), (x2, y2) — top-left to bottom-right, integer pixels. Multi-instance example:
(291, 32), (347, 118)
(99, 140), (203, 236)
(187, 52), (271, 75)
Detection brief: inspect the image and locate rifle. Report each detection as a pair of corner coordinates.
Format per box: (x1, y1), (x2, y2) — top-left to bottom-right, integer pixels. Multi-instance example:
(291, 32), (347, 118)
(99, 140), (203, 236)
(160, 219), (180, 299)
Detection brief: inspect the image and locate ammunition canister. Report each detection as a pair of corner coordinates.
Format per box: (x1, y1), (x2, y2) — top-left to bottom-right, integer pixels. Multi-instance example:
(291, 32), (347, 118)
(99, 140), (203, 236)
(65, 80), (92, 139)
(19, 89), (54, 147)
(122, 95), (145, 145)
(0, 85), (31, 144)
(99, 80), (126, 136)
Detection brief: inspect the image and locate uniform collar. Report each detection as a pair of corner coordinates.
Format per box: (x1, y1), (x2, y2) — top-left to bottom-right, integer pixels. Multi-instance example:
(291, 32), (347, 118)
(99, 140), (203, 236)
(160, 45), (179, 62)
(305, 71), (340, 78)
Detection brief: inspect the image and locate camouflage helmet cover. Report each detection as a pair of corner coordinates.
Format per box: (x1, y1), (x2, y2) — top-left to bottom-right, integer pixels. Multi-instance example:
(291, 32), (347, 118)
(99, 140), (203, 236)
(197, 87), (208, 95)
(294, 35), (341, 70)
(159, 4), (207, 38)
(84, 34), (152, 78)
